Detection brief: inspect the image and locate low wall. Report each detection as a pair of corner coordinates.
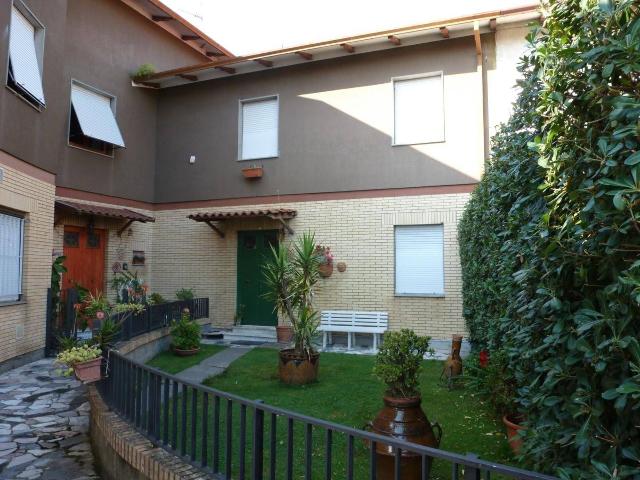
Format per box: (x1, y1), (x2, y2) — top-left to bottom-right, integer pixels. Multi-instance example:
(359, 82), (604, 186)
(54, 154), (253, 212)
(90, 320), (211, 480)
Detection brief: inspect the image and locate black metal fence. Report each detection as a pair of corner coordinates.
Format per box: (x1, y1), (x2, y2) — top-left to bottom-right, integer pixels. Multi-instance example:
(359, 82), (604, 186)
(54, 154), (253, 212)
(99, 350), (557, 480)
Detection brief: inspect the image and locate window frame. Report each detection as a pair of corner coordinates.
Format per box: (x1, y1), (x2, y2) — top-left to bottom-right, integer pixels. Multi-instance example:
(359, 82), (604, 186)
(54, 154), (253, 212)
(67, 79), (119, 158)
(0, 209), (25, 305)
(237, 94), (280, 161)
(391, 71), (445, 147)
(5, 0), (46, 112)
(393, 224), (445, 297)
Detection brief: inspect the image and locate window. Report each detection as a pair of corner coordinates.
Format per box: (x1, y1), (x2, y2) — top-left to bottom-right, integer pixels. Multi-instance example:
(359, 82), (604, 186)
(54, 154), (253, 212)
(395, 225), (444, 296)
(68, 81), (125, 156)
(7, 2), (45, 109)
(393, 73), (444, 145)
(239, 96), (278, 160)
(0, 212), (24, 303)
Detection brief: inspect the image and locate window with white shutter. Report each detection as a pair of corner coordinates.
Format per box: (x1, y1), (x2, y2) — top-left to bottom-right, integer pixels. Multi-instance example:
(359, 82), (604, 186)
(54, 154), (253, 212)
(0, 212), (24, 303)
(393, 73), (444, 145)
(239, 96), (279, 160)
(7, 2), (45, 109)
(395, 224), (444, 296)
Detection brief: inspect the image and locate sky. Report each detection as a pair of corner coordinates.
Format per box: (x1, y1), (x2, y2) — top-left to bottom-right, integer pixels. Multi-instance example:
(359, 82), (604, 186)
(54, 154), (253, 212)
(162, 0), (538, 56)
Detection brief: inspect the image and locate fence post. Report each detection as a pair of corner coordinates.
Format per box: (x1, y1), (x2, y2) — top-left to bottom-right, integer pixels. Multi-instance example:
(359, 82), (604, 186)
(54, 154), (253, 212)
(45, 288), (53, 356)
(463, 455), (481, 480)
(252, 403), (265, 480)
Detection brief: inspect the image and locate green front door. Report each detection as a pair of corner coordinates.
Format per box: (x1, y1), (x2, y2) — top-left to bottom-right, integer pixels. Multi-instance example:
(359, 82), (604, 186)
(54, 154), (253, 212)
(236, 230), (279, 326)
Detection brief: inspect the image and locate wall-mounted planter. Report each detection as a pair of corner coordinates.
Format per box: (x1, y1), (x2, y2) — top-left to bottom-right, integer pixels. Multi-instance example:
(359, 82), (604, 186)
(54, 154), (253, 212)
(242, 166), (263, 179)
(319, 263), (334, 278)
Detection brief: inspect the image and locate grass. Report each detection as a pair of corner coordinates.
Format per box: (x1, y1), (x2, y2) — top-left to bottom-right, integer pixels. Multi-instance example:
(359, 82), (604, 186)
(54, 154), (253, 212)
(148, 347), (513, 479)
(146, 343), (226, 374)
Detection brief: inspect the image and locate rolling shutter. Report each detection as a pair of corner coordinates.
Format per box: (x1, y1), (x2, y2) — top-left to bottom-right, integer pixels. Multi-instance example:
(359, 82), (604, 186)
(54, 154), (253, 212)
(71, 83), (125, 147)
(0, 213), (24, 302)
(395, 224), (444, 295)
(9, 6), (45, 105)
(393, 74), (444, 145)
(240, 97), (278, 160)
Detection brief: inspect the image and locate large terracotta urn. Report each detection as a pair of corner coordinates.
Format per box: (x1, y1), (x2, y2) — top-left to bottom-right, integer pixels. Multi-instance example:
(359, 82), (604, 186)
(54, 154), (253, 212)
(369, 396), (442, 479)
(278, 349), (320, 385)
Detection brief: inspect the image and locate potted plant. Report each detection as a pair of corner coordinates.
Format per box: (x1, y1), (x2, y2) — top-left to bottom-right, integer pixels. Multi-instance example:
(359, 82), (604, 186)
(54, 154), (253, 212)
(131, 63), (156, 82)
(315, 245), (334, 278)
(242, 164), (263, 179)
(56, 344), (103, 383)
(263, 232), (323, 384)
(170, 309), (201, 356)
(369, 329), (441, 480)
(276, 320), (294, 343)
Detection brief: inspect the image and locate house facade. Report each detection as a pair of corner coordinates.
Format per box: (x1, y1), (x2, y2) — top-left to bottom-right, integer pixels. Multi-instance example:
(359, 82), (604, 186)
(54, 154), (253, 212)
(0, 0), (538, 370)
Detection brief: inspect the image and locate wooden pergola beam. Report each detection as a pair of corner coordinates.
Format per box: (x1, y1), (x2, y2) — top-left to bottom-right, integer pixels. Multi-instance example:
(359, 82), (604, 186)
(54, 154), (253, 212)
(204, 220), (225, 238)
(439, 26), (450, 38)
(489, 18), (497, 31)
(295, 51), (313, 60)
(473, 21), (482, 56)
(340, 43), (355, 53)
(152, 15), (173, 22)
(254, 59), (273, 68)
(206, 51), (226, 57)
(388, 35), (401, 46)
(178, 74), (198, 81)
(216, 66), (236, 74)
(269, 216), (294, 235)
(117, 219), (134, 237)
(181, 34), (200, 41)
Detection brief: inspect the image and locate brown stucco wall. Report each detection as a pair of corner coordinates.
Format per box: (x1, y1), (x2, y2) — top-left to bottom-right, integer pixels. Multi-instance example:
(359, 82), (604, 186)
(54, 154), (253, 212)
(154, 37), (484, 203)
(0, 0), (205, 202)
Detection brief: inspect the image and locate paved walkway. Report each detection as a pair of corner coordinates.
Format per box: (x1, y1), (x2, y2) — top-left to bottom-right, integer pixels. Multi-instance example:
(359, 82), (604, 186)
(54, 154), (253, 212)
(174, 346), (253, 384)
(0, 358), (99, 480)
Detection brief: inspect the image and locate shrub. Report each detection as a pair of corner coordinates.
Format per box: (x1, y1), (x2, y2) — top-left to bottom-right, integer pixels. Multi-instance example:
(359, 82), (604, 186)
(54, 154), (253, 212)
(175, 288), (195, 301)
(148, 292), (167, 305)
(459, 0), (640, 475)
(170, 309), (201, 350)
(131, 63), (155, 80)
(373, 329), (431, 398)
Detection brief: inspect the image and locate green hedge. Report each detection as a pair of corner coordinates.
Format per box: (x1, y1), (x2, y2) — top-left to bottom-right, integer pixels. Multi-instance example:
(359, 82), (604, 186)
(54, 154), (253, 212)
(459, 0), (640, 476)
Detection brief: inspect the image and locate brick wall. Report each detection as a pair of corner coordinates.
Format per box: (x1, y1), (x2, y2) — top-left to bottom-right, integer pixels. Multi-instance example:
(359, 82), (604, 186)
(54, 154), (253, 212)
(0, 155), (55, 366)
(151, 193), (470, 339)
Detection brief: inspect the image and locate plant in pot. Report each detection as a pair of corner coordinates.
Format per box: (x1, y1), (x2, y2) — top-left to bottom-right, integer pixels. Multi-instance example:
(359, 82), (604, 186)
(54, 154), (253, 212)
(263, 232), (322, 385)
(370, 329), (441, 480)
(56, 344), (102, 383)
(170, 309), (201, 356)
(315, 245), (334, 278)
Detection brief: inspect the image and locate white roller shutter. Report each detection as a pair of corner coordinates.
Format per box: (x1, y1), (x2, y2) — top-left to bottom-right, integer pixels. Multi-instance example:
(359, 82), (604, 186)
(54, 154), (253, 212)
(395, 224), (444, 295)
(9, 6), (45, 105)
(240, 97), (278, 160)
(71, 83), (125, 147)
(393, 74), (444, 145)
(0, 213), (24, 302)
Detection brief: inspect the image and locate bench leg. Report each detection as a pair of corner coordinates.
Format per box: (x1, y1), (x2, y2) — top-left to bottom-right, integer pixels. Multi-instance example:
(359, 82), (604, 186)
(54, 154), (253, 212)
(347, 332), (352, 350)
(328, 332), (333, 345)
(323, 332), (327, 350)
(373, 333), (378, 352)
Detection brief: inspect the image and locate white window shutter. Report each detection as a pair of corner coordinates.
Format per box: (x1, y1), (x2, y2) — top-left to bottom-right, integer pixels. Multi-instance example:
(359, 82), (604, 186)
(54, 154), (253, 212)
(240, 97), (278, 160)
(395, 225), (444, 295)
(393, 74), (444, 145)
(0, 213), (24, 302)
(9, 6), (45, 104)
(71, 83), (125, 147)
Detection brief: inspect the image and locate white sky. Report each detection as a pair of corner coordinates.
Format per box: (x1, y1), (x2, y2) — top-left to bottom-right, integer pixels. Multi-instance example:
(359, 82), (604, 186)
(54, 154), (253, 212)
(162, 0), (538, 56)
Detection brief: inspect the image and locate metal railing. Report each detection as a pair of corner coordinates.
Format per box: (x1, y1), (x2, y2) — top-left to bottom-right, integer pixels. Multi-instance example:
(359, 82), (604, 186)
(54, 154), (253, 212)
(99, 350), (556, 480)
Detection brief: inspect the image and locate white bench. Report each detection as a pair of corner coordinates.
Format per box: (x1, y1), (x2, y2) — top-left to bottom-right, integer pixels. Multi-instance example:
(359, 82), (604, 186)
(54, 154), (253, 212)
(320, 311), (388, 351)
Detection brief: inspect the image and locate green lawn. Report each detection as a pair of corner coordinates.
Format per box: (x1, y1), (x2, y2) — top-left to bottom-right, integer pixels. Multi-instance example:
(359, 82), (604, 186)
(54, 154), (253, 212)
(146, 343), (226, 374)
(147, 347), (513, 479)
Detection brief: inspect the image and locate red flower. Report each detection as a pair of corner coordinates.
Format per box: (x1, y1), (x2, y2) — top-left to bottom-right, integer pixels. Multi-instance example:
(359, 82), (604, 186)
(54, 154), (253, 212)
(479, 350), (489, 368)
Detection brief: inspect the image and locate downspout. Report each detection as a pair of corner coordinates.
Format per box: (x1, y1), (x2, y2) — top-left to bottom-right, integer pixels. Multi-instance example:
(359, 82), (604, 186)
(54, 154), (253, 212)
(474, 21), (490, 165)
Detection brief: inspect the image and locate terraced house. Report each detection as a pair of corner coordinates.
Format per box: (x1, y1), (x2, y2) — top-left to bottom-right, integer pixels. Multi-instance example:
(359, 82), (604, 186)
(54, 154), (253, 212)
(0, 0), (539, 370)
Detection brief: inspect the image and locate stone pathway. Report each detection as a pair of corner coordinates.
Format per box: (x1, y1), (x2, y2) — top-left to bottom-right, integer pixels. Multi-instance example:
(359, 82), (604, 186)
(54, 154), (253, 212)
(0, 358), (99, 480)
(174, 346), (253, 384)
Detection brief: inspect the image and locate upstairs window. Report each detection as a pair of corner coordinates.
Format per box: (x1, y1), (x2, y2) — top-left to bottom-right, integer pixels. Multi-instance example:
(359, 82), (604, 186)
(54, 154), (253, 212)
(239, 96), (279, 160)
(7, 2), (45, 109)
(68, 81), (125, 156)
(393, 72), (444, 145)
(395, 224), (444, 296)
(0, 212), (24, 303)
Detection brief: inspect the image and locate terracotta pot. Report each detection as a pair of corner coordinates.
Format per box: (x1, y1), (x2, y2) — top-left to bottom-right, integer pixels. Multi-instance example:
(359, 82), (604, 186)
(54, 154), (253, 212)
(242, 167), (263, 179)
(73, 357), (102, 383)
(173, 346), (200, 357)
(278, 349), (320, 385)
(319, 263), (333, 278)
(503, 414), (526, 454)
(368, 396), (442, 480)
(276, 325), (294, 343)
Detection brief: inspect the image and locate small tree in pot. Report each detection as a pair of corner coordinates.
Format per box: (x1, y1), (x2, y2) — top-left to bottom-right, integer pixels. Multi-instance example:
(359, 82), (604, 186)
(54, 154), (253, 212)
(370, 329), (441, 479)
(263, 232), (322, 384)
(171, 309), (201, 356)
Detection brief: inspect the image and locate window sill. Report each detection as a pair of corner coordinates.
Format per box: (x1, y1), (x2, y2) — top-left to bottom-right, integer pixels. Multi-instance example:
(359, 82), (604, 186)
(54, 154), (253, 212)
(5, 85), (44, 112)
(237, 155), (279, 162)
(392, 139), (445, 147)
(68, 142), (115, 158)
(394, 294), (445, 298)
(0, 300), (27, 308)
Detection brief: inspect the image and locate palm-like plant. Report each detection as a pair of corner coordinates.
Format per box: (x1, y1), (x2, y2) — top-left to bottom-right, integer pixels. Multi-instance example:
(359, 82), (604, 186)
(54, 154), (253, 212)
(262, 232), (322, 357)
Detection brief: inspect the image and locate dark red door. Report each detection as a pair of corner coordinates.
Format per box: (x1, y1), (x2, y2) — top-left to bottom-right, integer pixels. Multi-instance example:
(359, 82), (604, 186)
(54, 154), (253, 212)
(62, 226), (106, 295)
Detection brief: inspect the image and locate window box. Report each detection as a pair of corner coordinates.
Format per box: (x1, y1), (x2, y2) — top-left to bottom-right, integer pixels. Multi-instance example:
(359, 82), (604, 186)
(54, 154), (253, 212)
(241, 166), (264, 179)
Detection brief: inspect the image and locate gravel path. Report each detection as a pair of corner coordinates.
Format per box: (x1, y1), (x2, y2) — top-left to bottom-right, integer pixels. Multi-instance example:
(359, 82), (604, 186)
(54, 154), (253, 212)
(0, 358), (99, 480)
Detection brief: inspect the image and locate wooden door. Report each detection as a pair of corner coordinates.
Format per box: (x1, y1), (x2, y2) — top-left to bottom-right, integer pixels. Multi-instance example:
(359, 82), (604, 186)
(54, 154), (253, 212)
(62, 226), (107, 295)
(236, 230), (279, 326)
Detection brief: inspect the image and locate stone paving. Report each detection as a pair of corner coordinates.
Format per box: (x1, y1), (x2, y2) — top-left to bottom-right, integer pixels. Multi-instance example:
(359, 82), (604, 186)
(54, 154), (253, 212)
(174, 345), (253, 384)
(0, 358), (100, 480)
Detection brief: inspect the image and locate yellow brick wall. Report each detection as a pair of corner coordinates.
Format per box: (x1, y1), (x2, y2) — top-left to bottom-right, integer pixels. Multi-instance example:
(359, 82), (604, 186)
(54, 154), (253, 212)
(151, 193), (469, 339)
(0, 160), (55, 364)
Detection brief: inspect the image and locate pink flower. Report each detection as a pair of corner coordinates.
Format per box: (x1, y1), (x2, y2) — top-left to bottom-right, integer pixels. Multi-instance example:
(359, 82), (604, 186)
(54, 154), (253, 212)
(96, 311), (105, 320)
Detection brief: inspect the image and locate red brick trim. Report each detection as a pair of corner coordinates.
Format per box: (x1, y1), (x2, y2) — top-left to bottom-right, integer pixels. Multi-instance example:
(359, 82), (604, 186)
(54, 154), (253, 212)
(0, 150), (55, 184)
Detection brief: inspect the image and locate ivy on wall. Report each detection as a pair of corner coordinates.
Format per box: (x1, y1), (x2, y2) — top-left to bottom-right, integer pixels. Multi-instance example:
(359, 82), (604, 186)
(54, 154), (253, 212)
(459, 0), (640, 476)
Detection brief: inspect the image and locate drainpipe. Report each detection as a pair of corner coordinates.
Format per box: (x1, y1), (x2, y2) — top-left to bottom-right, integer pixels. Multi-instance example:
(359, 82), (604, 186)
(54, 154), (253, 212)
(473, 21), (490, 165)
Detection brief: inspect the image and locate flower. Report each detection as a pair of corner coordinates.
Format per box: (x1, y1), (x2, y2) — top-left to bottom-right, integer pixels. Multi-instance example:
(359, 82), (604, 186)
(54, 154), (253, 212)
(96, 311), (105, 320)
(479, 350), (489, 368)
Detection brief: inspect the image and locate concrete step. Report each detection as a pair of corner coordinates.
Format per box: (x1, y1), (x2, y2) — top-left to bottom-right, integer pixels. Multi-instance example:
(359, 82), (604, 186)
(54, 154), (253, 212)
(223, 325), (277, 343)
